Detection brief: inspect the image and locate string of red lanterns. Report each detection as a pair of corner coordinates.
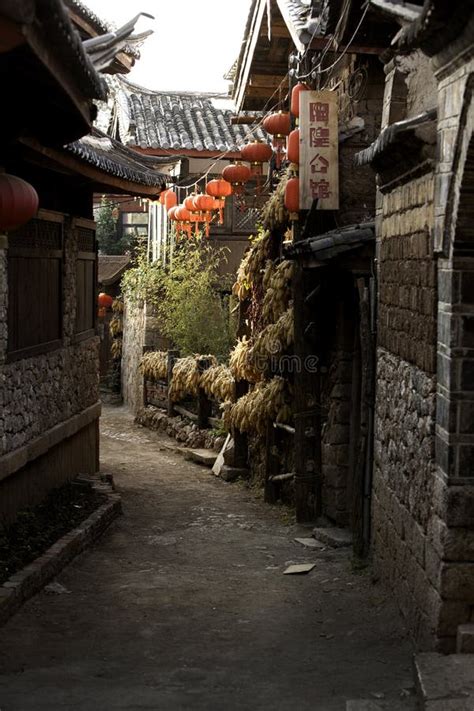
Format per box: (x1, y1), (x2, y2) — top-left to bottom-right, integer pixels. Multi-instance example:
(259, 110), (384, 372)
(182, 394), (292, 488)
(160, 81), (311, 237)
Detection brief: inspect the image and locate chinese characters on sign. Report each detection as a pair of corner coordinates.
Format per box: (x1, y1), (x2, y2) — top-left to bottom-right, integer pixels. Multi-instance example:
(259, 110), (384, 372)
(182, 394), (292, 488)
(300, 90), (339, 210)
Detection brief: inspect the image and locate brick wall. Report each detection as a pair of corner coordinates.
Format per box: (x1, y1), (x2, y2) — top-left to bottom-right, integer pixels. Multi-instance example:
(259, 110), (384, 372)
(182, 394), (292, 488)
(378, 173), (436, 373)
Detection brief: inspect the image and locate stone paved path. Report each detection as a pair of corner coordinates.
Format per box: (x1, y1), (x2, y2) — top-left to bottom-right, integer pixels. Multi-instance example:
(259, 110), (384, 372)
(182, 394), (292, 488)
(0, 406), (414, 710)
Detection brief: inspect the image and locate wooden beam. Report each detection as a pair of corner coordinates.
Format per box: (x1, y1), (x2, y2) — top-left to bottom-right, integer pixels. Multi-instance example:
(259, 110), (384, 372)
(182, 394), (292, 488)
(259, 23), (291, 39)
(235, 0), (267, 113)
(245, 85), (278, 97)
(249, 73), (286, 88)
(231, 115), (261, 125)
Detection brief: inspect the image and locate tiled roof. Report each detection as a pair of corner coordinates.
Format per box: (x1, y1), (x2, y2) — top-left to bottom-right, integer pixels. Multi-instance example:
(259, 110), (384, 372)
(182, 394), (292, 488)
(118, 84), (268, 153)
(65, 128), (170, 187)
(276, 0), (328, 50)
(394, 0), (473, 56)
(98, 255), (130, 285)
(286, 222), (375, 261)
(354, 109), (437, 167)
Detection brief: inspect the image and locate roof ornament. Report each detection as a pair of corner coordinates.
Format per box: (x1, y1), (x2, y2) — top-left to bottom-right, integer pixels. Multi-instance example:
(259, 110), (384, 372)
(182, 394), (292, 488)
(83, 12), (155, 73)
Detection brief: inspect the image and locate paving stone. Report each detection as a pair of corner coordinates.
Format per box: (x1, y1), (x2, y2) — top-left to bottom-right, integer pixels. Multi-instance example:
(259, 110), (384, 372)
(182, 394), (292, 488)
(346, 700), (416, 710)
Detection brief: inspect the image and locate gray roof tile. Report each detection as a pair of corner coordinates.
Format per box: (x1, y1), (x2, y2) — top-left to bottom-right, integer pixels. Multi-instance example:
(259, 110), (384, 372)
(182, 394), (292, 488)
(121, 86), (268, 154)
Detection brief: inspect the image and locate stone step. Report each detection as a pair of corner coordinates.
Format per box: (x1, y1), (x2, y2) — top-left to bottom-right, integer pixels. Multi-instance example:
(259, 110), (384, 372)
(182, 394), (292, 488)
(182, 448), (217, 468)
(312, 525), (352, 548)
(346, 699), (416, 711)
(415, 652), (474, 710)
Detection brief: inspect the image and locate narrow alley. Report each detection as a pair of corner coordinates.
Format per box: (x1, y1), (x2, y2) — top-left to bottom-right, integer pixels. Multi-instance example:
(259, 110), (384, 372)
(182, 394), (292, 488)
(0, 407), (413, 710)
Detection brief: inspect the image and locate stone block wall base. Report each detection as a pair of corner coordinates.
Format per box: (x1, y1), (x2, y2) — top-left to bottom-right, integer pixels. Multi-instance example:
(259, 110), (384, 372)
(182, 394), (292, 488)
(0, 479), (121, 627)
(0, 419), (99, 525)
(415, 652), (474, 709)
(457, 624), (474, 653)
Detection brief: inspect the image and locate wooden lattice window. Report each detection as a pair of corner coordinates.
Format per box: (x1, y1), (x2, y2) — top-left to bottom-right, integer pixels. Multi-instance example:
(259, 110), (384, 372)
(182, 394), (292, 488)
(7, 213), (64, 361)
(75, 224), (97, 338)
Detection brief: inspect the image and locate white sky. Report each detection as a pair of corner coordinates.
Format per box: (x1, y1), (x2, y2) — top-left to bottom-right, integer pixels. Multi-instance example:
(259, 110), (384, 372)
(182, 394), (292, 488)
(83, 0), (252, 94)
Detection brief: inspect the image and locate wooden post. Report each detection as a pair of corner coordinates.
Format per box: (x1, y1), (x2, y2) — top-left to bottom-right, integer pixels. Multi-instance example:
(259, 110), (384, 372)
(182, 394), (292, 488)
(292, 219), (322, 523)
(264, 420), (280, 503)
(352, 277), (375, 558)
(233, 379), (249, 468)
(167, 349), (179, 417)
(197, 357), (212, 429)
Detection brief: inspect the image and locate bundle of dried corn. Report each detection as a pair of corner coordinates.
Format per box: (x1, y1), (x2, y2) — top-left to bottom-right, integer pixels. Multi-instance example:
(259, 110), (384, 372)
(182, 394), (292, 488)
(260, 169), (290, 230)
(228, 377), (293, 434)
(139, 351), (168, 381)
(251, 306), (294, 366)
(232, 229), (272, 301)
(262, 260), (294, 324)
(229, 336), (262, 383)
(200, 364), (235, 403)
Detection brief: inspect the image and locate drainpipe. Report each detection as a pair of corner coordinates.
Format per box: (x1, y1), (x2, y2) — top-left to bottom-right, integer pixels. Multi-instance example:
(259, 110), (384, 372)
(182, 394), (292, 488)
(362, 274), (377, 555)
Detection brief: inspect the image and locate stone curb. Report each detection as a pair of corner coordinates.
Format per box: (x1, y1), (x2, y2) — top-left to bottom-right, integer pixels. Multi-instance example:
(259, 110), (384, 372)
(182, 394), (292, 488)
(0, 482), (121, 627)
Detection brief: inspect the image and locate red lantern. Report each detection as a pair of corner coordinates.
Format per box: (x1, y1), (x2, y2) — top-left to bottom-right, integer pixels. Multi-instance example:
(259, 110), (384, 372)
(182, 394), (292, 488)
(206, 179), (232, 199)
(284, 177), (300, 220)
(98, 292), (113, 309)
(164, 190), (177, 211)
(287, 129), (300, 165)
(98, 307), (107, 319)
(159, 189), (168, 205)
(168, 205), (179, 220)
(291, 83), (310, 118)
(175, 205), (192, 222)
(206, 179), (232, 224)
(222, 162), (251, 196)
(184, 194), (200, 212)
(0, 173), (39, 231)
(263, 111), (291, 169)
(240, 141), (272, 177)
(193, 194), (215, 212)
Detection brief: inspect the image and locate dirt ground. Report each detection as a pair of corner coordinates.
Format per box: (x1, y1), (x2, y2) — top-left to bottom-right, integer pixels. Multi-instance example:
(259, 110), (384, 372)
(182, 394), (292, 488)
(0, 406), (414, 710)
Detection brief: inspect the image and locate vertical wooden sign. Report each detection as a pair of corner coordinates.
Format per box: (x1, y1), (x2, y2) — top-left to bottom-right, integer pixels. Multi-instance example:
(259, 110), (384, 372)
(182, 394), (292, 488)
(299, 90), (339, 210)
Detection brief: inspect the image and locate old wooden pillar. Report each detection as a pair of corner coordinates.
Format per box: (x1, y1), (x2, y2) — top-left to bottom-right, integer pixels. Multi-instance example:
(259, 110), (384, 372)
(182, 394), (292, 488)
(167, 349), (179, 417)
(197, 356), (212, 429)
(292, 222), (322, 522)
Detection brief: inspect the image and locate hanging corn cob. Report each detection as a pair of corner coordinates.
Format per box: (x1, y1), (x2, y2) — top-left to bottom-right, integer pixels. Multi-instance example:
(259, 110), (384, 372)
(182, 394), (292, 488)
(140, 351), (168, 381)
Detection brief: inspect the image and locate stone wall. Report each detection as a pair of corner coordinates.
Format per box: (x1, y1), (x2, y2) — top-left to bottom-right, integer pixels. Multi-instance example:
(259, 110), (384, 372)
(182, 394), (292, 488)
(122, 300), (170, 415)
(372, 349), (438, 648)
(321, 351), (353, 526)
(122, 299), (146, 415)
(0, 219), (100, 520)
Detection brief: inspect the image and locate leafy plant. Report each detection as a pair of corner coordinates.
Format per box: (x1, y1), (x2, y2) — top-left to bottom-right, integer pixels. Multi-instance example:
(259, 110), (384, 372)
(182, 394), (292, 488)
(121, 237), (233, 358)
(157, 238), (233, 358)
(121, 248), (165, 306)
(96, 197), (131, 255)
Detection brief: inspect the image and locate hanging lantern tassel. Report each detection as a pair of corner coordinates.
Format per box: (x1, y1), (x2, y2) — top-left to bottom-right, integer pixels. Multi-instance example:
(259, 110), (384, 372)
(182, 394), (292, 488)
(284, 177), (300, 221)
(193, 195), (215, 237)
(240, 141), (273, 193)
